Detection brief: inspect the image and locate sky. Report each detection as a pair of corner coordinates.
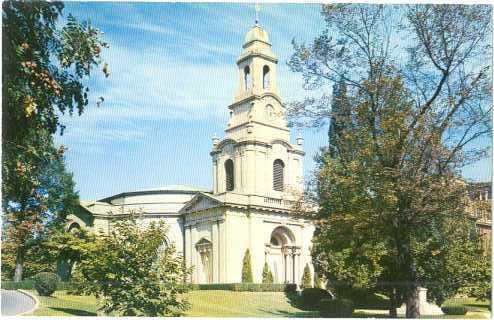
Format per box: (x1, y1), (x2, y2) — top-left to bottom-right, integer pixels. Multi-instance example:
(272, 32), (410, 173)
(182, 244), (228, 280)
(55, 2), (492, 200)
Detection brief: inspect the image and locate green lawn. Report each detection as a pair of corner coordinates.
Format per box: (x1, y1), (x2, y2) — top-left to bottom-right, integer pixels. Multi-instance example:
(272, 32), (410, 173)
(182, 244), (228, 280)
(24, 290), (317, 317)
(23, 290), (490, 318)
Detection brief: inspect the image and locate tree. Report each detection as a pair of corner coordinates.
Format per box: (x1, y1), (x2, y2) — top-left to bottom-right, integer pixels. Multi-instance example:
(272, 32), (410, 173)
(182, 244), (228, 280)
(43, 227), (97, 281)
(75, 217), (190, 316)
(301, 264), (312, 289)
(241, 249), (253, 283)
(2, 1), (108, 281)
(262, 262), (274, 284)
(288, 5), (491, 318)
(327, 77), (351, 157)
(314, 272), (322, 289)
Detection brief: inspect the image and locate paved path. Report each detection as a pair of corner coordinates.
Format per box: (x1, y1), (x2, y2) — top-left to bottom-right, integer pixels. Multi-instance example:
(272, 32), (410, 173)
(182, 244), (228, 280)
(1, 289), (36, 316)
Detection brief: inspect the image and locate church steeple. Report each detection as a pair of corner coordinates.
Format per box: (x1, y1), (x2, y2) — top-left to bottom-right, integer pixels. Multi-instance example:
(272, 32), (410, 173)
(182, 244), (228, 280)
(235, 23), (279, 102)
(211, 23), (304, 198)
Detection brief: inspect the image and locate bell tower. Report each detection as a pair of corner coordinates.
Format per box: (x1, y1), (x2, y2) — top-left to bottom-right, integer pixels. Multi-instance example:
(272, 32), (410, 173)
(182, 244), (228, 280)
(211, 22), (305, 198)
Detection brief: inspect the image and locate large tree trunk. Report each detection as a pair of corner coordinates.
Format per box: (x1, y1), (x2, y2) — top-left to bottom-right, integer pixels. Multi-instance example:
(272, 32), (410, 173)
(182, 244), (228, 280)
(13, 248), (25, 282)
(389, 307), (397, 318)
(389, 288), (398, 317)
(405, 284), (420, 318)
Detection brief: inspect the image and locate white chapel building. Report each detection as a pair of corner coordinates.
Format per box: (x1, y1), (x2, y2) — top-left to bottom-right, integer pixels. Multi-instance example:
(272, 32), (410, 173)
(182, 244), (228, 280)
(69, 22), (316, 285)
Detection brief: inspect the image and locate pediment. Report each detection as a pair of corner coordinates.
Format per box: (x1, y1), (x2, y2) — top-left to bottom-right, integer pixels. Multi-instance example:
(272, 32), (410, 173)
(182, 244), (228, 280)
(180, 192), (223, 214)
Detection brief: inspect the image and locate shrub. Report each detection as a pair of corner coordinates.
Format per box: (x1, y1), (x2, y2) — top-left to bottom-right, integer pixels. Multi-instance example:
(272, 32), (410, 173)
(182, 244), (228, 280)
(301, 264), (312, 289)
(314, 272), (322, 289)
(76, 219), (191, 316)
(33, 272), (58, 296)
(441, 305), (468, 315)
(241, 249), (253, 283)
(320, 298), (355, 317)
(1, 280), (78, 291)
(284, 283), (298, 293)
(262, 262), (274, 284)
(300, 288), (332, 310)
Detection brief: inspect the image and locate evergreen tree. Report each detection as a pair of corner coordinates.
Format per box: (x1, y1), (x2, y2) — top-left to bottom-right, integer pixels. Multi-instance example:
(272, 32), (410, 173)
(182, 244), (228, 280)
(262, 262), (274, 284)
(328, 77), (351, 158)
(241, 249), (253, 283)
(314, 271), (322, 289)
(301, 263), (312, 289)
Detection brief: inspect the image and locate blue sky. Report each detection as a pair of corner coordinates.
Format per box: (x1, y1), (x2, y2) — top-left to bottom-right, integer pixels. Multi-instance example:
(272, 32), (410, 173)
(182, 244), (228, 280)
(55, 2), (491, 200)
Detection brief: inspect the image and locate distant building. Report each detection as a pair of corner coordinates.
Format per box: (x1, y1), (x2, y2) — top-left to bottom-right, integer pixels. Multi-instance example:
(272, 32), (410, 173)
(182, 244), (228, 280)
(467, 182), (492, 253)
(69, 22), (315, 285)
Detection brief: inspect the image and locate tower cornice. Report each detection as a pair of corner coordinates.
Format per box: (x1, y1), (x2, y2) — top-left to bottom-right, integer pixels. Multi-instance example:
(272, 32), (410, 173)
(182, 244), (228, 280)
(237, 52), (278, 65)
(228, 92), (283, 110)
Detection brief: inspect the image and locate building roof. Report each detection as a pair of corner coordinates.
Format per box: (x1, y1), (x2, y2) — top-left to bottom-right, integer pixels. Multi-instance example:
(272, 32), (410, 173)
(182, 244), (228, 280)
(98, 185), (209, 203)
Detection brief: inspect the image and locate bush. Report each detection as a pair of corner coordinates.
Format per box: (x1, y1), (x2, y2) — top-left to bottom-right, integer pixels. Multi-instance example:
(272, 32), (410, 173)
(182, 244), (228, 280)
(189, 283), (296, 292)
(241, 249), (253, 283)
(301, 264), (312, 289)
(441, 305), (468, 315)
(1, 280), (78, 291)
(33, 272), (58, 296)
(320, 298), (355, 317)
(300, 288), (332, 310)
(262, 262), (274, 284)
(284, 283), (298, 293)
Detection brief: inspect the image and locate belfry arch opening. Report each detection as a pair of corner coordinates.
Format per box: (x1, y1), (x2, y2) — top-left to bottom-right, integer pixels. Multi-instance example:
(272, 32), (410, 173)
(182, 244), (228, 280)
(244, 66), (252, 90)
(263, 65), (270, 89)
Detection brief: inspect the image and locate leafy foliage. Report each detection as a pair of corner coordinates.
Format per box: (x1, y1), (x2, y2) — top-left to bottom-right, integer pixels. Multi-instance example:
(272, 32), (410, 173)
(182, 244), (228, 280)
(288, 4), (492, 318)
(33, 272), (58, 296)
(241, 249), (253, 283)
(2, 0), (108, 281)
(75, 217), (190, 316)
(262, 262), (274, 284)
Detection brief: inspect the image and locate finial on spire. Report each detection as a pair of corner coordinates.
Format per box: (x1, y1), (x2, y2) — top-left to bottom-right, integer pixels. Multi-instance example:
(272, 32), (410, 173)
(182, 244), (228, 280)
(255, 3), (261, 25)
(296, 129), (304, 146)
(212, 133), (220, 147)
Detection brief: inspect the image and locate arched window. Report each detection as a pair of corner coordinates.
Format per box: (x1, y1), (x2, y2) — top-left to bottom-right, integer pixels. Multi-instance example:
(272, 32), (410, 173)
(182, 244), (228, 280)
(244, 66), (252, 90)
(263, 65), (270, 89)
(265, 104), (274, 119)
(225, 159), (234, 191)
(273, 159), (284, 191)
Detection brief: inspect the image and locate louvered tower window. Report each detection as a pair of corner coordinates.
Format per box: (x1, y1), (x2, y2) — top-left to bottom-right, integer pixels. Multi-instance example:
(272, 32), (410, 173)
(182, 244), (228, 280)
(273, 159), (285, 191)
(225, 159), (234, 191)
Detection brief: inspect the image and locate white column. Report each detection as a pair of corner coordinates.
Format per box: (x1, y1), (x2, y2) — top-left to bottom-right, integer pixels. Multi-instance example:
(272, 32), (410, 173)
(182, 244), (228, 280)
(191, 226), (198, 283)
(185, 226), (191, 282)
(219, 219), (226, 282)
(212, 221), (219, 283)
(213, 160), (218, 194)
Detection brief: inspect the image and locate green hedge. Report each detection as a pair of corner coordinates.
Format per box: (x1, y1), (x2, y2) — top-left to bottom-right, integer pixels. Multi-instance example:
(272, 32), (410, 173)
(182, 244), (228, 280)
(320, 298), (355, 317)
(3, 280), (296, 293)
(441, 305), (468, 315)
(2, 280), (78, 291)
(299, 288), (332, 310)
(188, 283), (297, 292)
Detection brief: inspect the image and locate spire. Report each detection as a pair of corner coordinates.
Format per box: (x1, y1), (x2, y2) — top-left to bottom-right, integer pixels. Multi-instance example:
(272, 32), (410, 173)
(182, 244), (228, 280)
(255, 3), (260, 25)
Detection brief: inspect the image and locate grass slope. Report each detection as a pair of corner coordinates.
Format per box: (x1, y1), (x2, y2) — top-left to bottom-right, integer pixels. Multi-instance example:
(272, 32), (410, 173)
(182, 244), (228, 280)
(24, 290), (490, 318)
(24, 290), (316, 317)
